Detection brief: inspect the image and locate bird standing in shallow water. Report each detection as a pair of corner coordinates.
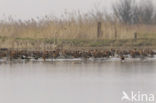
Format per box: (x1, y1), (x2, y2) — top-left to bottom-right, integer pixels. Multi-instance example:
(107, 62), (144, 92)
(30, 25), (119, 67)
(120, 55), (125, 62)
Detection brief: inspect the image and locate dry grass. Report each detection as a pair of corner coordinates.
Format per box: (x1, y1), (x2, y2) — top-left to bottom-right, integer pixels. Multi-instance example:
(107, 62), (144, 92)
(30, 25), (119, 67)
(0, 13), (156, 50)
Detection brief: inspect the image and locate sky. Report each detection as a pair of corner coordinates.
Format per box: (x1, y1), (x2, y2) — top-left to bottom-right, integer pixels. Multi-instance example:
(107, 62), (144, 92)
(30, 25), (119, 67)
(0, 0), (117, 20)
(0, 0), (155, 20)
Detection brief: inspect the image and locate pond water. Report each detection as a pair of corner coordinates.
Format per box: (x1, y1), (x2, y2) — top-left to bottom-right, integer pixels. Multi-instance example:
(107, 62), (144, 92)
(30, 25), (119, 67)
(0, 59), (156, 103)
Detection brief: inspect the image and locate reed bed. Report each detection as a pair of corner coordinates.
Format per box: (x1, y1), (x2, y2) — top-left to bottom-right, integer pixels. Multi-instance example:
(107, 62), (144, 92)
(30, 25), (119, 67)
(0, 18), (156, 50)
(0, 1), (156, 50)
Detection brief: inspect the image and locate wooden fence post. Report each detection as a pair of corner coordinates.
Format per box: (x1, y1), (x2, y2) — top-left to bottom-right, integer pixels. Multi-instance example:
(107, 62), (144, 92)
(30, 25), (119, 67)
(97, 22), (102, 39)
(134, 32), (137, 41)
(114, 26), (117, 40)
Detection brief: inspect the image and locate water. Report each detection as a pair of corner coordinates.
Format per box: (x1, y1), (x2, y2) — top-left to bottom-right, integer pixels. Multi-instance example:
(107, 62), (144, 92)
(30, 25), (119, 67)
(0, 59), (156, 103)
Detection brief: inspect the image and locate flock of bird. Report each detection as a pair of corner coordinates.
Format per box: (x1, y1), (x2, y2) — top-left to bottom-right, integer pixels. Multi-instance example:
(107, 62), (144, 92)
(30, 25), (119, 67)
(0, 48), (155, 61)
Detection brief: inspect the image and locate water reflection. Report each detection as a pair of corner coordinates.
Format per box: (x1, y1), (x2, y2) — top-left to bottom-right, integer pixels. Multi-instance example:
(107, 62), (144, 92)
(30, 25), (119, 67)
(0, 60), (156, 103)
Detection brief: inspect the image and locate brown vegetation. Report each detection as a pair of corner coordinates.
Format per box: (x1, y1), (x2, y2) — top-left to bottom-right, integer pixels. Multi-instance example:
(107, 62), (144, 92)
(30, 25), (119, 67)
(0, 0), (156, 50)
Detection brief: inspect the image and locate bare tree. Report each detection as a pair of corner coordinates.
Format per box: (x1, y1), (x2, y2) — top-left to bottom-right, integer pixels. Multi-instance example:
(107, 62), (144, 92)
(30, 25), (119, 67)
(152, 13), (156, 24)
(139, 0), (154, 24)
(113, 0), (134, 24)
(112, 0), (154, 24)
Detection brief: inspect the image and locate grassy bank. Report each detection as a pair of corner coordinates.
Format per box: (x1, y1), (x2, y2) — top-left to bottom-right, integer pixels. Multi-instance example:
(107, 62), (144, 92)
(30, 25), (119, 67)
(0, 36), (156, 50)
(0, 7), (156, 50)
(0, 21), (156, 50)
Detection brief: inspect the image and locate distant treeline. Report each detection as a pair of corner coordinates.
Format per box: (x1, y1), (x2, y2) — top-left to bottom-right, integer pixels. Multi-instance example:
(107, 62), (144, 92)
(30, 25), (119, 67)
(112, 0), (156, 24)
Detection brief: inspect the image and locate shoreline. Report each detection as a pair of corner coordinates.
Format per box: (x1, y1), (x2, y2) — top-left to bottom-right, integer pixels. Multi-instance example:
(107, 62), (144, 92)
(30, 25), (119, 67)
(0, 56), (156, 63)
(0, 48), (155, 60)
